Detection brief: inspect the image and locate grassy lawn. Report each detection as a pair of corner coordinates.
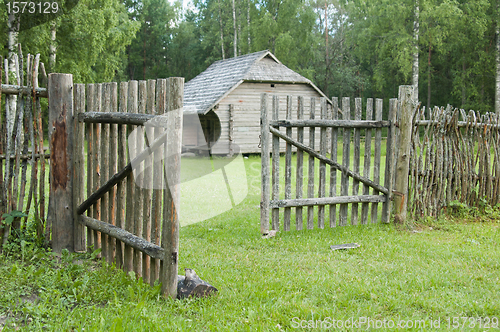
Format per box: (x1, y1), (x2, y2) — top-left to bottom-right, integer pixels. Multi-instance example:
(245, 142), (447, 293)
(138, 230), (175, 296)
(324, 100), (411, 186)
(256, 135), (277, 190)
(1, 156), (500, 331)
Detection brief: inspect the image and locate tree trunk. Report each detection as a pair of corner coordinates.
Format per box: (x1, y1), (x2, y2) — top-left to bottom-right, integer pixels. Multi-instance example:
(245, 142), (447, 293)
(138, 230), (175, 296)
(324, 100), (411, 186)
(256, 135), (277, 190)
(412, 0), (419, 101)
(218, 0), (225, 59)
(496, 7), (500, 115)
(232, 0), (238, 57)
(49, 21), (57, 72)
(247, 0), (251, 53)
(7, 13), (20, 139)
(427, 39), (431, 109)
(324, 1), (329, 95)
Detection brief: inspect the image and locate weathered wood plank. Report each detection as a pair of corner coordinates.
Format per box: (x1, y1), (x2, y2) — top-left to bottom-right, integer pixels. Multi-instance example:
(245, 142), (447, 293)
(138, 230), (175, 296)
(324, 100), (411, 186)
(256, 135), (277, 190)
(115, 82), (127, 267)
(80, 215), (164, 261)
(393, 86), (416, 222)
(260, 93), (271, 234)
(271, 95), (280, 231)
(47, 73), (74, 253)
(160, 77), (184, 299)
(329, 97), (339, 227)
(151, 79), (166, 285)
(85, 84), (95, 251)
(351, 98), (361, 225)
(307, 98), (316, 230)
(73, 83), (86, 251)
(108, 82), (118, 262)
(269, 119), (390, 128)
(78, 111), (156, 125)
(0, 84), (47, 97)
(318, 98), (327, 229)
(339, 97), (351, 226)
(133, 80), (147, 277)
(125, 80), (137, 273)
(295, 96), (304, 230)
(100, 83), (110, 262)
(371, 99), (383, 223)
(270, 195), (386, 208)
(361, 99), (373, 224)
(382, 99), (397, 223)
(283, 96), (292, 231)
(142, 79), (155, 284)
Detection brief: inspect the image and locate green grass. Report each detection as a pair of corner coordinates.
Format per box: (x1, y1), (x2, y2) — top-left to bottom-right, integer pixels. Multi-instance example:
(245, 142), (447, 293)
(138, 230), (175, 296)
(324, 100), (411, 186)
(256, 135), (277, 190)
(1, 155), (500, 331)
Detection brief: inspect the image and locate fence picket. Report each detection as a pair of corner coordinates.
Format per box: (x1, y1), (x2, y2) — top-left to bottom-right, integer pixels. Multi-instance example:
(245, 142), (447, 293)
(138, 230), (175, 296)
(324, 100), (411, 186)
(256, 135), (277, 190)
(284, 96), (292, 231)
(307, 98), (316, 230)
(339, 97), (350, 226)
(295, 97), (304, 230)
(361, 99), (373, 224)
(371, 99), (382, 223)
(329, 98), (339, 227)
(318, 98), (327, 229)
(272, 96), (280, 231)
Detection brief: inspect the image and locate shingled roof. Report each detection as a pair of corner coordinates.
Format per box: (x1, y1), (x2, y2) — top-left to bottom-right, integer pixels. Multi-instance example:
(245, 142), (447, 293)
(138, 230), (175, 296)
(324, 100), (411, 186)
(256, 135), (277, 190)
(184, 50), (329, 115)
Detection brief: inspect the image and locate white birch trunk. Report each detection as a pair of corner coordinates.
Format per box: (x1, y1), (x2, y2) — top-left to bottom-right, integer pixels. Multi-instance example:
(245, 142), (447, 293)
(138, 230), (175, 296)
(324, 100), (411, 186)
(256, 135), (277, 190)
(412, 0), (419, 101)
(218, 0), (225, 59)
(7, 13), (19, 141)
(247, 0), (251, 52)
(49, 21), (57, 72)
(232, 0), (237, 58)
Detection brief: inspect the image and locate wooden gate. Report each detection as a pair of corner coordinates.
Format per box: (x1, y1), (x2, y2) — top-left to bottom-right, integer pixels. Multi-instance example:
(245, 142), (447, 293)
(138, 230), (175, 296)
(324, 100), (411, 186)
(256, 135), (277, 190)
(260, 94), (398, 234)
(47, 74), (183, 298)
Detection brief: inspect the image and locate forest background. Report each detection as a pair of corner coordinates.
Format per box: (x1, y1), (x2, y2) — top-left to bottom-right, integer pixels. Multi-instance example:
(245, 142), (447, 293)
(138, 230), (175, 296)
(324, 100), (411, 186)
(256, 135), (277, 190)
(2, 0), (500, 113)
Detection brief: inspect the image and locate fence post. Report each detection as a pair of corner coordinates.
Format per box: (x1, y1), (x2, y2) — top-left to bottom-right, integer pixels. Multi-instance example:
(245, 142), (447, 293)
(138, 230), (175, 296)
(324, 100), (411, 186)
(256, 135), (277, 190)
(160, 77), (183, 299)
(260, 93), (270, 234)
(393, 85), (416, 222)
(47, 73), (75, 253)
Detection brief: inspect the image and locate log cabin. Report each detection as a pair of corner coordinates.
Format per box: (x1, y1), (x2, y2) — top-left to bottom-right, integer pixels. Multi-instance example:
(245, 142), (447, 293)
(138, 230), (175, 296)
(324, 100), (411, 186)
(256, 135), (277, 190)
(183, 50), (333, 154)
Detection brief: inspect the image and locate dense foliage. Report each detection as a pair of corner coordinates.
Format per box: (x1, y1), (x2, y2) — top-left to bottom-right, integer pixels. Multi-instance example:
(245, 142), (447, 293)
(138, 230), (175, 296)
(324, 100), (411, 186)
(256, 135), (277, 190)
(1, 0), (499, 111)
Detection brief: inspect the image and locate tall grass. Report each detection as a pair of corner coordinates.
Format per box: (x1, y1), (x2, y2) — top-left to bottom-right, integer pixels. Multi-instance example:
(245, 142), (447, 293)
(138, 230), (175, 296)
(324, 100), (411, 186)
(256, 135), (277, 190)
(1, 155), (499, 331)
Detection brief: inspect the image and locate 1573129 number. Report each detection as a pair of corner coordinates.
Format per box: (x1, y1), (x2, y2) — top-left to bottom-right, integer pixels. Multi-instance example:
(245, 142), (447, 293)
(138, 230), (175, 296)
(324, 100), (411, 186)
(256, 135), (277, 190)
(6, 1), (59, 14)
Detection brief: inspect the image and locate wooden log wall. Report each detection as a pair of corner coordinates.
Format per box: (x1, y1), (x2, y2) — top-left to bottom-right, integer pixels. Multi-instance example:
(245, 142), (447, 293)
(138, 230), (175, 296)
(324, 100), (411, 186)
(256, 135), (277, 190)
(0, 53), (49, 251)
(409, 106), (500, 217)
(260, 94), (394, 233)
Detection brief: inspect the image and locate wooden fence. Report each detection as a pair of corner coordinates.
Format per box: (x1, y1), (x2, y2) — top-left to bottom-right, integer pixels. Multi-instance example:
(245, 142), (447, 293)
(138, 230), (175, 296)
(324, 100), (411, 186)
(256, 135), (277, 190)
(67, 76), (184, 298)
(1, 55), (184, 298)
(0, 51), (49, 248)
(260, 86), (416, 233)
(409, 105), (500, 217)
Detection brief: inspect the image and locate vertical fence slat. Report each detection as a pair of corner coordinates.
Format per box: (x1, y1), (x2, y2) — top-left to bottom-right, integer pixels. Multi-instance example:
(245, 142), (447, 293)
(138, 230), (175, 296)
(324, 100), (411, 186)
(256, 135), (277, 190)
(73, 83), (86, 251)
(151, 79), (166, 284)
(382, 99), (397, 223)
(371, 99), (383, 223)
(108, 82), (118, 262)
(361, 99), (373, 224)
(339, 97), (351, 226)
(86, 84), (95, 251)
(100, 83), (110, 262)
(260, 93), (270, 234)
(142, 79), (155, 284)
(329, 97), (339, 227)
(47, 73), (74, 253)
(125, 80), (137, 273)
(351, 98), (362, 225)
(92, 84), (102, 252)
(317, 98), (327, 229)
(283, 96), (292, 231)
(133, 80), (147, 277)
(271, 96), (280, 231)
(295, 96), (304, 231)
(115, 82), (128, 268)
(160, 77), (183, 299)
(307, 98), (316, 230)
